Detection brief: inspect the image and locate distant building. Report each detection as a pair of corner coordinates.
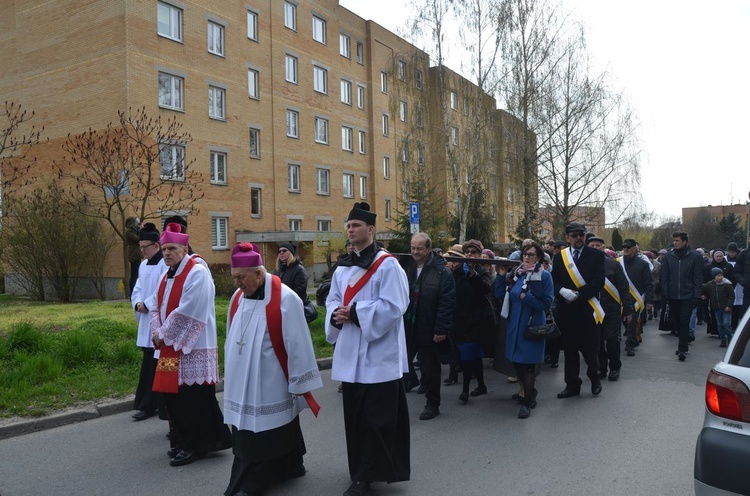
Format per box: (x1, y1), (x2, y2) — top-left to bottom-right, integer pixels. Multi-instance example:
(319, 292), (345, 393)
(682, 204), (749, 229)
(539, 206), (606, 241)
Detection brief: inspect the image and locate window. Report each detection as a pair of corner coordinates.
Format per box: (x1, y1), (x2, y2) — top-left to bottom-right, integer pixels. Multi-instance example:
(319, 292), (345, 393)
(357, 85), (365, 109)
(207, 21), (224, 56)
(314, 117), (328, 144)
(465, 130), (471, 149)
(249, 128), (260, 158)
(399, 100), (407, 122)
(248, 69), (259, 99)
(341, 126), (353, 151)
(313, 65), (328, 94)
(209, 151), (227, 184)
(157, 2), (182, 41)
(286, 109), (299, 138)
(463, 97), (469, 116)
(284, 2), (297, 30)
(415, 69), (423, 89)
(158, 72), (183, 110)
(247, 10), (258, 41)
(380, 71), (388, 93)
(451, 126), (459, 146)
(416, 106), (423, 127)
(288, 164), (300, 192)
(160, 144), (185, 180)
(359, 176), (367, 199)
(385, 199), (391, 221)
(383, 156), (390, 178)
(316, 168), (330, 194)
(382, 114), (389, 136)
(398, 60), (406, 81)
(450, 91), (458, 109)
(318, 219), (331, 231)
(285, 55), (298, 83)
(343, 173), (354, 198)
(402, 181), (409, 202)
(289, 219), (302, 231)
(340, 79), (352, 105)
(356, 41), (364, 64)
(340, 33), (350, 58)
(208, 86), (225, 120)
(251, 187), (262, 217)
(401, 141), (408, 163)
(417, 144), (424, 165)
(211, 217), (228, 249)
(358, 131), (366, 154)
(312, 15), (326, 44)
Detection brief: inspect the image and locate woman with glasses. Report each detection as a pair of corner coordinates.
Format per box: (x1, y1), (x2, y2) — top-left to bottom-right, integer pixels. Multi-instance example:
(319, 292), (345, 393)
(272, 243), (309, 304)
(496, 241), (554, 418)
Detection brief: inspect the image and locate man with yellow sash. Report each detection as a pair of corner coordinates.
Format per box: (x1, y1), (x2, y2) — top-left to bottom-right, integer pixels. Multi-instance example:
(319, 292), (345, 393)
(587, 237), (633, 382)
(551, 223), (606, 398)
(619, 239), (654, 358)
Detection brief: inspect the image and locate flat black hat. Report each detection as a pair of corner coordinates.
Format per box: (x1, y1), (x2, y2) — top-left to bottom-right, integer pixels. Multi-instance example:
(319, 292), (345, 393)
(347, 202), (376, 226)
(162, 215), (187, 233)
(565, 222), (586, 234)
(586, 236), (605, 245)
(139, 222), (160, 242)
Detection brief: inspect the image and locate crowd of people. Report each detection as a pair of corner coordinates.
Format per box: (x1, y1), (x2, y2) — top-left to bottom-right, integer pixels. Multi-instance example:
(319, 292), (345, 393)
(124, 206), (750, 496)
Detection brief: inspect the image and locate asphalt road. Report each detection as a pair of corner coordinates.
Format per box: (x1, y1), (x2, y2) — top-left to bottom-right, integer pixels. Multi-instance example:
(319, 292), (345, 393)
(0, 318), (722, 496)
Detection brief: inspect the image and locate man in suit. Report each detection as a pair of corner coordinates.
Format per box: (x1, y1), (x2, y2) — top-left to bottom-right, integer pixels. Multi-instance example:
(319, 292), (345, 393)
(552, 223), (606, 398)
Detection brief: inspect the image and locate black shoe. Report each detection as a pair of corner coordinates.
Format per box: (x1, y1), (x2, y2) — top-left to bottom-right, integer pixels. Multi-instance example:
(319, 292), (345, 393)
(598, 370), (608, 380)
(557, 388), (580, 399)
(550, 362), (559, 368)
(167, 448), (180, 458)
(416, 384), (428, 394)
(677, 352), (687, 362)
(591, 382), (602, 396)
(518, 405), (531, 419)
(608, 369), (620, 381)
(169, 450), (206, 467)
(132, 410), (155, 421)
(404, 378), (419, 392)
(626, 348), (635, 357)
(720, 339), (728, 347)
(511, 393), (524, 403)
(470, 385), (487, 397)
(688, 335), (696, 342)
(443, 373), (458, 385)
(343, 481), (371, 496)
(459, 391), (469, 403)
(419, 406), (440, 420)
(338, 383), (344, 393)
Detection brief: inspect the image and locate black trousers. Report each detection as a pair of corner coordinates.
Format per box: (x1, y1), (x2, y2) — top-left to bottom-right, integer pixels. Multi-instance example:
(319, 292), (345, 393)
(417, 345), (441, 408)
(669, 298), (695, 353)
(133, 347), (158, 413)
(558, 305), (600, 388)
(598, 310), (621, 373)
(164, 383), (232, 453)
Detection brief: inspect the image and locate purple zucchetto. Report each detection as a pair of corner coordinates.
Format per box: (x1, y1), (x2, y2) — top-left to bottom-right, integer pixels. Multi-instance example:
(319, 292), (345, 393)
(160, 222), (189, 246)
(231, 242), (263, 268)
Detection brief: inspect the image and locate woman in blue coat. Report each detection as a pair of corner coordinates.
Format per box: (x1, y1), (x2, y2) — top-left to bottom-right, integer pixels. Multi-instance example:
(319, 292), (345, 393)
(497, 241), (554, 419)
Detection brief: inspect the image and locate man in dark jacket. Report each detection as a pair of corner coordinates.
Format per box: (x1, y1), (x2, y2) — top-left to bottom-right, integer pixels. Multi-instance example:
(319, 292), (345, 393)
(402, 233), (456, 420)
(620, 238), (655, 357)
(552, 223), (606, 398)
(660, 231), (704, 361)
(735, 234), (750, 318)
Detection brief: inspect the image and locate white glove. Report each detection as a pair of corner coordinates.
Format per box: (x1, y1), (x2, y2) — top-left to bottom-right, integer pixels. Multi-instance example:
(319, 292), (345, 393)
(559, 288), (578, 302)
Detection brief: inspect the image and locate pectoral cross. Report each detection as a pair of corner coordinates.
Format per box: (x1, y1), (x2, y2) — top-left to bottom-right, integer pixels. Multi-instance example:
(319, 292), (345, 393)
(236, 339), (246, 355)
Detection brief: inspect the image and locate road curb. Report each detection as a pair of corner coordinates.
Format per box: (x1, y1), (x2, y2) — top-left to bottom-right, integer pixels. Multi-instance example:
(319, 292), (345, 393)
(0, 357), (333, 441)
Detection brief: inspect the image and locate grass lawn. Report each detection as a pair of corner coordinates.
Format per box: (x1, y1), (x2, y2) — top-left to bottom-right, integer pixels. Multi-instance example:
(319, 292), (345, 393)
(0, 295), (332, 418)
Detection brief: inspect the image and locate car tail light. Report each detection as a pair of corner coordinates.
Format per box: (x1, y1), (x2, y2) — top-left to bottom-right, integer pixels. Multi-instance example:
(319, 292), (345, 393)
(706, 370), (750, 422)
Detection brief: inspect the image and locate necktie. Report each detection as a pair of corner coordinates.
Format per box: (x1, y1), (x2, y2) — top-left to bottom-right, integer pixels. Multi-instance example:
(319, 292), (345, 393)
(573, 249), (580, 262)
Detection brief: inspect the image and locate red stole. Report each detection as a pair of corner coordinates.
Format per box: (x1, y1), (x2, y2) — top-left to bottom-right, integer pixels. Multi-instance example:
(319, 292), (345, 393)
(152, 256), (197, 393)
(229, 275), (320, 417)
(343, 253), (393, 306)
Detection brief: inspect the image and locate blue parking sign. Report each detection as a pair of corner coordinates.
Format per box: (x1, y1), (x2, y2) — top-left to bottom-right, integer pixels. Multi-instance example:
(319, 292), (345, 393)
(409, 202), (420, 224)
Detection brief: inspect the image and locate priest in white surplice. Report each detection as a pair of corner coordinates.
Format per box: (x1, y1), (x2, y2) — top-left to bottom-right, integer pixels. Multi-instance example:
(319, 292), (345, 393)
(326, 202), (411, 496)
(223, 242), (322, 496)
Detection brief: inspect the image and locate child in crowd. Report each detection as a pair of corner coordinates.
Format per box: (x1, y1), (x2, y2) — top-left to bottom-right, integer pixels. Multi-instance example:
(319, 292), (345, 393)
(702, 267), (735, 347)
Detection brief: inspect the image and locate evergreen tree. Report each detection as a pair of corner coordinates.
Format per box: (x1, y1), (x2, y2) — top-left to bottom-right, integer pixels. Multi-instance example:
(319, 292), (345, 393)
(717, 213), (745, 248)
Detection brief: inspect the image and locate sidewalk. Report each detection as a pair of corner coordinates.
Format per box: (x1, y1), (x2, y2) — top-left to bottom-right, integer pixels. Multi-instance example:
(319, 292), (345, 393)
(0, 357), (332, 441)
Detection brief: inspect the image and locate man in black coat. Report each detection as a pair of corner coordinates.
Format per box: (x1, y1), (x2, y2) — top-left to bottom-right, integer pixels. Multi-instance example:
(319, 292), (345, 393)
(552, 223), (606, 398)
(732, 233), (750, 318)
(402, 233), (456, 420)
(620, 238), (655, 357)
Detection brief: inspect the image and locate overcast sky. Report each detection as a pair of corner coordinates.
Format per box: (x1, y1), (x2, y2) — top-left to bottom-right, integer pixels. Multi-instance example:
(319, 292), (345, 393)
(340, 0), (750, 221)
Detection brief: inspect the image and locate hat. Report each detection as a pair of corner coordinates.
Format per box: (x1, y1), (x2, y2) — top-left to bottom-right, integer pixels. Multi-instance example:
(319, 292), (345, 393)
(445, 244), (464, 257)
(162, 215), (187, 233)
(139, 223), (160, 242)
(645, 251), (654, 260)
(714, 250), (725, 257)
(604, 249), (617, 259)
(553, 240), (567, 248)
(160, 222), (189, 246)
(347, 202), (376, 226)
(462, 239), (484, 254)
(586, 236), (605, 245)
(481, 249), (495, 258)
(727, 242), (739, 253)
(696, 248), (705, 255)
(711, 267), (723, 278)
(279, 242), (296, 255)
(231, 242), (263, 268)
(565, 222), (586, 234)
(658, 249), (668, 255)
(622, 238), (637, 248)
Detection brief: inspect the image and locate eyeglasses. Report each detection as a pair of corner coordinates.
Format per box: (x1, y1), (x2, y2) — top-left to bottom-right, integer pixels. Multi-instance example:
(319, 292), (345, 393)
(139, 243), (156, 250)
(522, 252), (538, 258)
(278, 249), (289, 254)
(568, 232), (585, 238)
(465, 249), (480, 255)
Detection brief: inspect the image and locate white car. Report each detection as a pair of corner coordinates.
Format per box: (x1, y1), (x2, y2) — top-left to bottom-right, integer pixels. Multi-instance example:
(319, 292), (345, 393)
(694, 308), (750, 495)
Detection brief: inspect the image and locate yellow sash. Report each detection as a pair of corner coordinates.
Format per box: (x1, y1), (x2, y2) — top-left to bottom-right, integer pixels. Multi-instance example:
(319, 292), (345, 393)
(604, 277), (621, 305)
(561, 248), (605, 324)
(617, 257), (645, 312)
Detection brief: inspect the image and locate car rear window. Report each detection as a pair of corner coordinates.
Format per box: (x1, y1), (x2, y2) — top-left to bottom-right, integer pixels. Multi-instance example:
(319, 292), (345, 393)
(730, 316), (750, 367)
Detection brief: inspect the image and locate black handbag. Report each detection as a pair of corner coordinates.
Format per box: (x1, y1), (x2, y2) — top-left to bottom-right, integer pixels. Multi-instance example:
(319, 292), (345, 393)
(525, 314), (561, 341)
(303, 300), (319, 323)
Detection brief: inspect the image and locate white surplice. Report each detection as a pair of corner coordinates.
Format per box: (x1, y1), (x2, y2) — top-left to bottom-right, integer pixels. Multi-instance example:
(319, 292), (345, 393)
(131, 257), (167, 349)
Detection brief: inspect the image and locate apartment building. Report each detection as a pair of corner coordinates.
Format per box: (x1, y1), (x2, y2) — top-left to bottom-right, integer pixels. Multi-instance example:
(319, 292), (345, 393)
(1, 0), (534, 287)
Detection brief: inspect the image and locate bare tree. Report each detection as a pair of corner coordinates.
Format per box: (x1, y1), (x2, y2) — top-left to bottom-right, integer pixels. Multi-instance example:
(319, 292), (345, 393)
(57, 107), (204, 289)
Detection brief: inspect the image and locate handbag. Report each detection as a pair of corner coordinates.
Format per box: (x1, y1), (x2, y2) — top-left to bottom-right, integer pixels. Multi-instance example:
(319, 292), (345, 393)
(524, 313), (561, 341)
(303, 299), (319, 323)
